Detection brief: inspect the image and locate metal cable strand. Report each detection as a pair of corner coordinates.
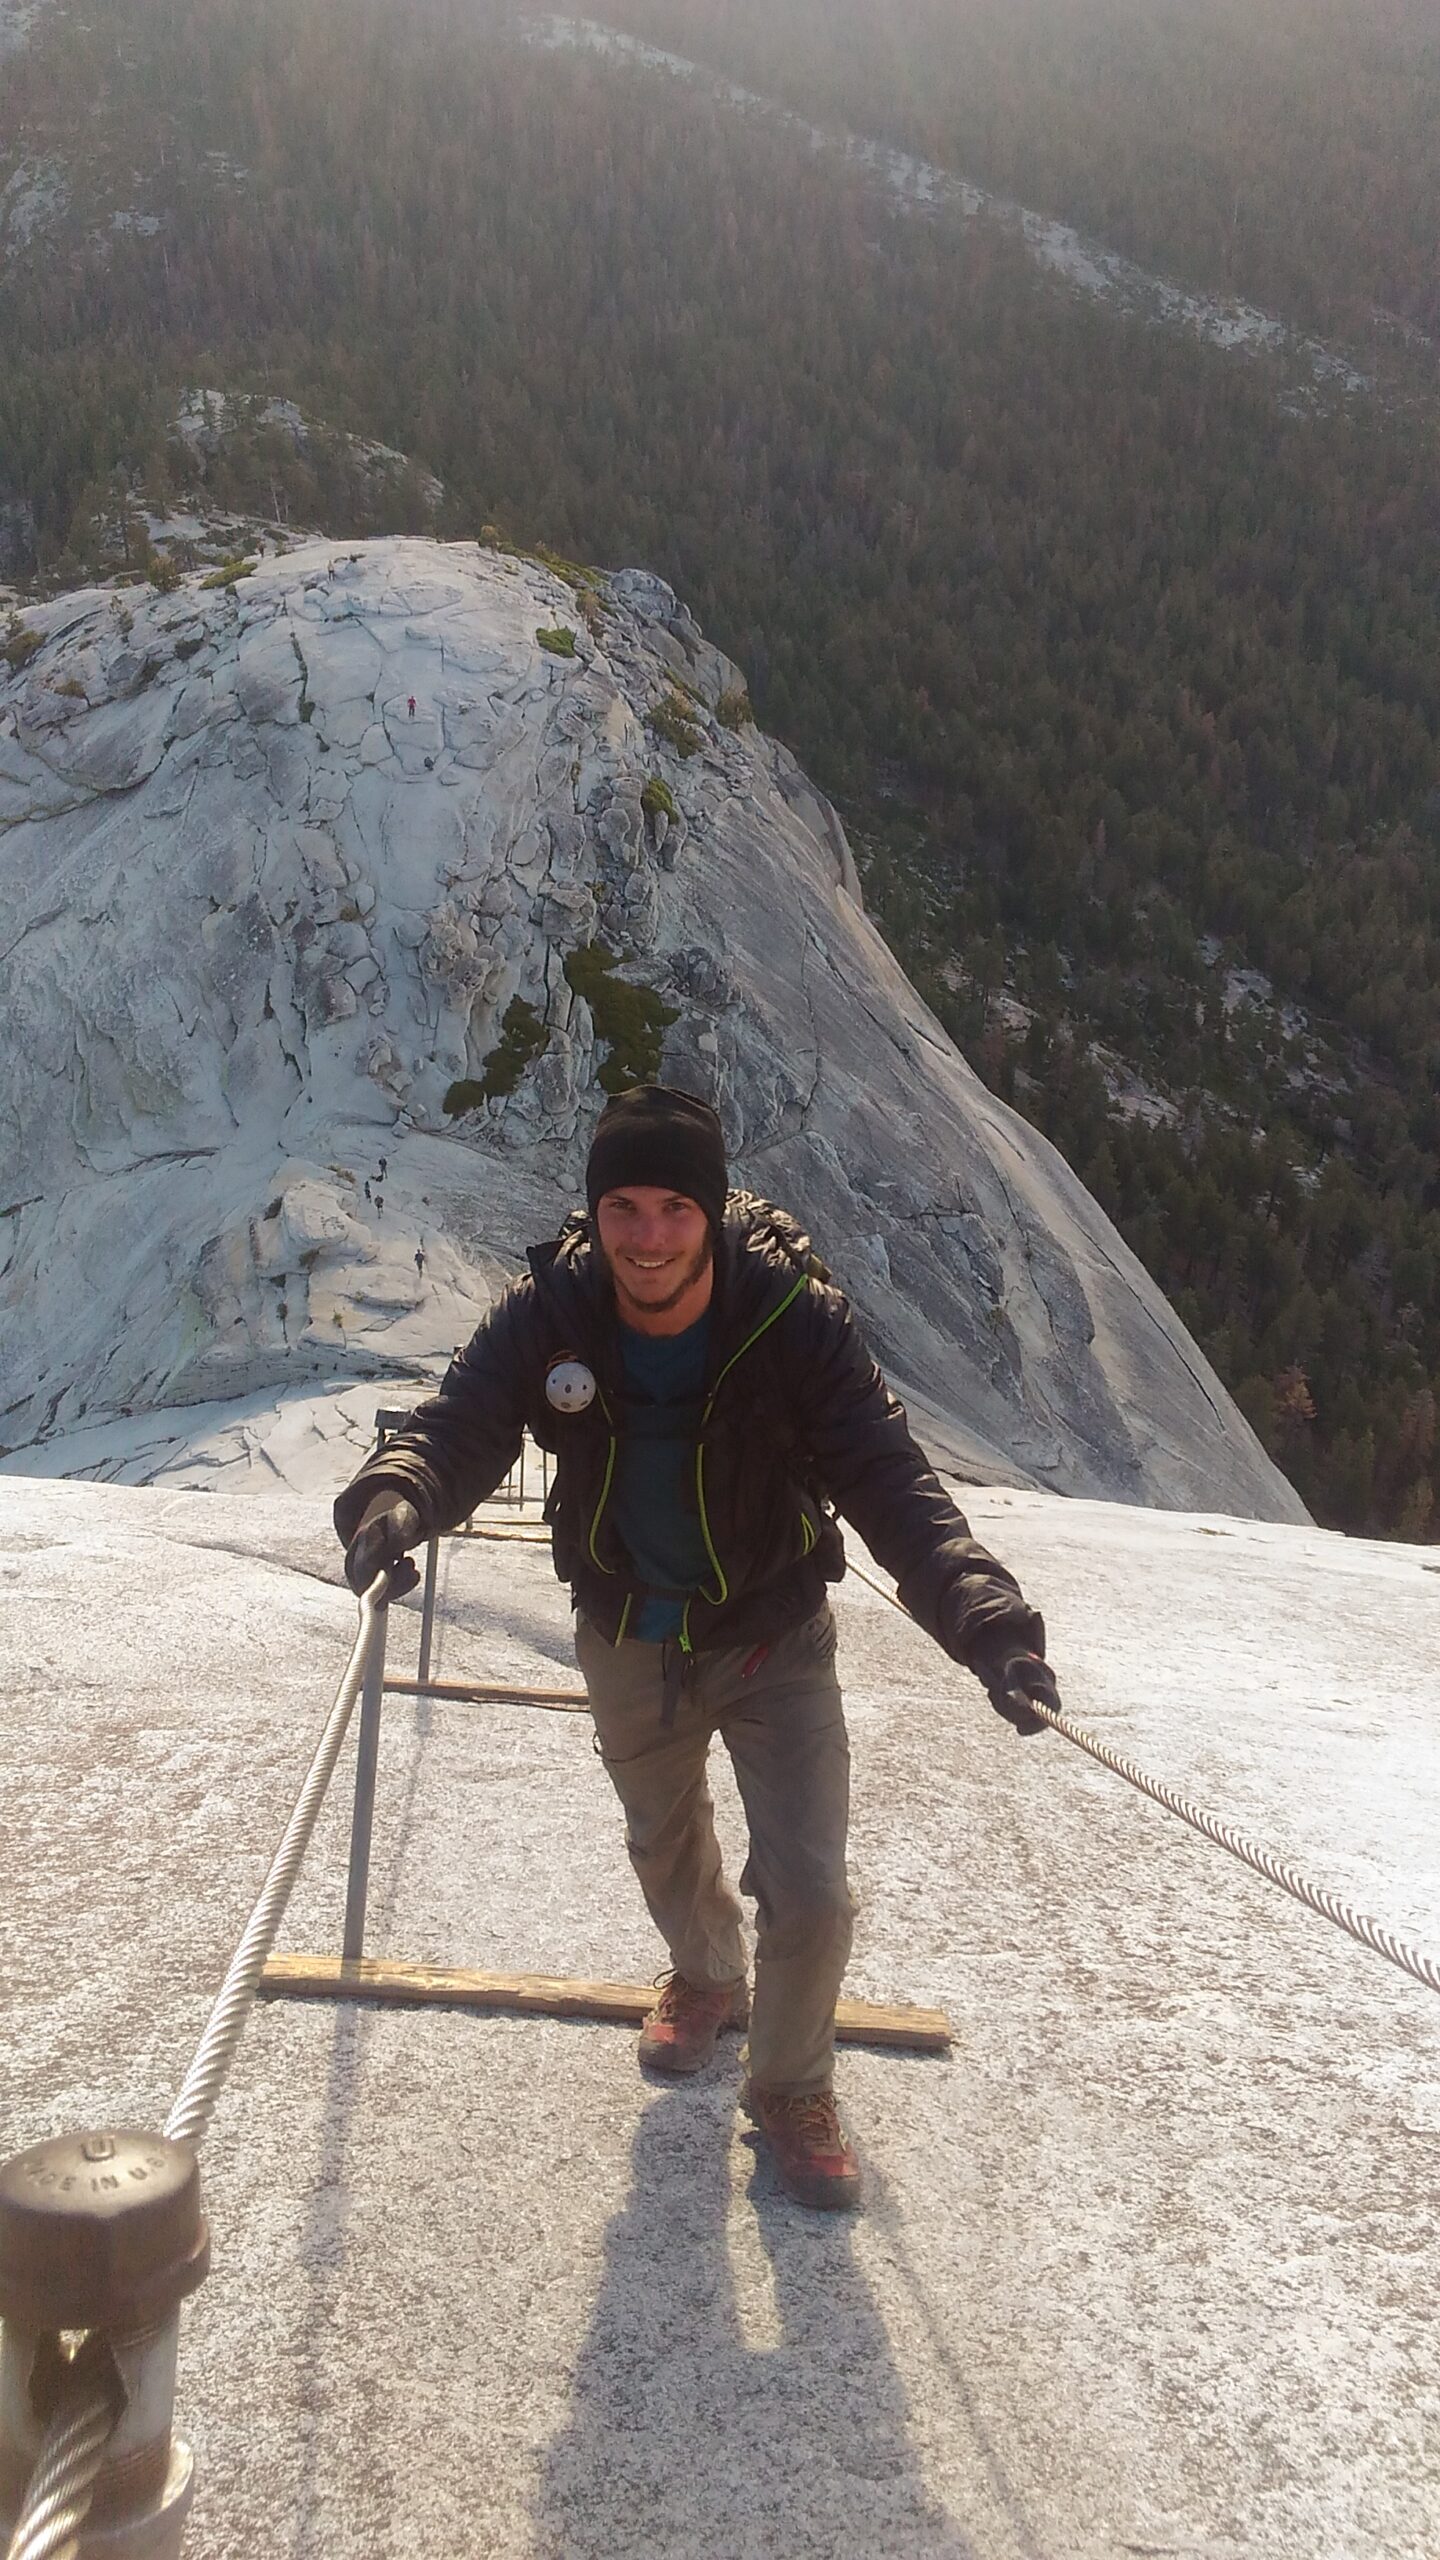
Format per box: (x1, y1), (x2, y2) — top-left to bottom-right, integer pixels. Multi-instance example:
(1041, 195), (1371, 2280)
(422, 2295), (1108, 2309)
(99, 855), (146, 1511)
(5, 1580), (387, 2560)
(3, 2364), (120, 2560)
(848, 1559), (1440, 1998)
(1020, 1693), (1440, 1993)
(164, 1577), (388, 2148)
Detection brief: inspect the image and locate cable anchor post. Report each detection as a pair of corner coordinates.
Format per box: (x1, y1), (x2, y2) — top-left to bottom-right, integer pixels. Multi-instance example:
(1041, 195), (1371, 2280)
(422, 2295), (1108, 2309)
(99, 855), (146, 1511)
(341, 1582), (392, 1963)
(416, 1535), (440, 1688)
(0, 2130), (209, 2559)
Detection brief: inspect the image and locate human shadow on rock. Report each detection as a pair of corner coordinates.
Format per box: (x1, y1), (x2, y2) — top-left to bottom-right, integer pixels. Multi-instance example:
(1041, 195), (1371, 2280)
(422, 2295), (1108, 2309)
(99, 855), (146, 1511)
(535, 2079), (974, 2560)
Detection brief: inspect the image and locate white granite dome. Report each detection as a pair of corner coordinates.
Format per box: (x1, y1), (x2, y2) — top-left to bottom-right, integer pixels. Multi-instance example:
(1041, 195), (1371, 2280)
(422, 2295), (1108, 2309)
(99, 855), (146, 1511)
(0, 535), (1304, 1521)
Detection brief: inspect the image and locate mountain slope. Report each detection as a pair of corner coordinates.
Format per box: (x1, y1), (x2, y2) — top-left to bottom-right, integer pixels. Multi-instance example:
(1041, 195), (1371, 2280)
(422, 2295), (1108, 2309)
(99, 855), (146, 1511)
(3, 0), (1434, 1536)
(531, 14), (1371, 400)
(0, 534), (1302, 1518)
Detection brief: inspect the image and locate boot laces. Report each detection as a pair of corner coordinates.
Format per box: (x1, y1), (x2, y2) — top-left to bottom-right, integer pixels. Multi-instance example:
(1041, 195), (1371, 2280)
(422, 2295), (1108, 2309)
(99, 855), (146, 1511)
(653, 1969), (731, 2020)
(769, 2091), (843, 2149)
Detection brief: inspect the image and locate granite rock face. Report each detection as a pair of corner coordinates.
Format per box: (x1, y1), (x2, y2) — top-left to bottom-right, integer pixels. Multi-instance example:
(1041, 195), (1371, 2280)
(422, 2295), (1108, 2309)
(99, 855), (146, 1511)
(0, 536), (1305, 1518)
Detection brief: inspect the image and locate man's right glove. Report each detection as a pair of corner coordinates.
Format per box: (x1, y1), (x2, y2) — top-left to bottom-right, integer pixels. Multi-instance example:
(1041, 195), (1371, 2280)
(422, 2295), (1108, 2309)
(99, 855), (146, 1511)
(344, 1492), (423, 1599)
(967, 1637), (1063, 1738)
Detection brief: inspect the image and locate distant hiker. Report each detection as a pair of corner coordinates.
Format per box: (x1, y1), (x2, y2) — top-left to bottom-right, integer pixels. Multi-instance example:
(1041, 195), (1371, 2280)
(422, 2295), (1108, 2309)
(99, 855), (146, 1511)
(407, 695), (416, 717)
(336, 1086), (1059, 2213)
(364, 1180), (372, 1204)
(415, 1246), (426, 1279)
(378, 1157), (388, 1179)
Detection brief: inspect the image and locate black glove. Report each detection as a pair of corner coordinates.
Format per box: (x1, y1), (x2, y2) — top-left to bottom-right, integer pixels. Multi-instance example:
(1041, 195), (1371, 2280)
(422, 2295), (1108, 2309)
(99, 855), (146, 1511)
(344, 1492), (423, 1600)
(968, 1640), (1061, 1737)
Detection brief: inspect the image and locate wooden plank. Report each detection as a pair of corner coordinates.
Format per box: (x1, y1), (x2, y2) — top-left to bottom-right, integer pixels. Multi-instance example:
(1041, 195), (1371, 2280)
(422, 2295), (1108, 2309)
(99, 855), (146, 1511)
(383, 1677), (589, 1711)
(259, 1953), (952, 2052)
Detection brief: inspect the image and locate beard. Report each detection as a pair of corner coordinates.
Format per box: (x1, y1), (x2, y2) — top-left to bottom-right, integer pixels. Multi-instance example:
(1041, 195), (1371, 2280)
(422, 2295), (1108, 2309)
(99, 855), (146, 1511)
(604, 1229), (714, 1320)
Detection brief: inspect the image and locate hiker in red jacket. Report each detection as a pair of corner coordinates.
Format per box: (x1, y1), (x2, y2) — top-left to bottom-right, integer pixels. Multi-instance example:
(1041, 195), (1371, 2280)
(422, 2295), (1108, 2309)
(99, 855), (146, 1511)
(336, 1087), (1059, 2210)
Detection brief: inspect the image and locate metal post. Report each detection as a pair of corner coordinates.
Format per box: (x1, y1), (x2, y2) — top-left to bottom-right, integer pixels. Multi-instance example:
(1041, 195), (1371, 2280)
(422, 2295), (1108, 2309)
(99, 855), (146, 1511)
(416, 1537), (439, 1688)
(0, 2131), (209, 2560)
(341, 1603), (389, 1963)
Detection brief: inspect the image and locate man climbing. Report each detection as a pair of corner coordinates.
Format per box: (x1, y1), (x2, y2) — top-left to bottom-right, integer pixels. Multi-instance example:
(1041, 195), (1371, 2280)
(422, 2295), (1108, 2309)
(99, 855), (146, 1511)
(335, 1086), (1060, 2211)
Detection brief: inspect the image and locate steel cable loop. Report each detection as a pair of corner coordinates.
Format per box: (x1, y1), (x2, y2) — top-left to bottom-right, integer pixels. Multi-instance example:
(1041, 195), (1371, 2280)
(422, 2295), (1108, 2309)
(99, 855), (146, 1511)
(3, 2362), (122, 2560)
(164, 1574), (389, 2147)
(847, 1559), (1440, 1998)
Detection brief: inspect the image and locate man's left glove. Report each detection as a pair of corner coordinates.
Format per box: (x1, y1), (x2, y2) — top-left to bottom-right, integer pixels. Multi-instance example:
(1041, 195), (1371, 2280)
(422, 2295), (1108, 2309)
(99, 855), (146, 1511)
(344, 1492), (423, 1599)
(967, 1638), (1062, 1737)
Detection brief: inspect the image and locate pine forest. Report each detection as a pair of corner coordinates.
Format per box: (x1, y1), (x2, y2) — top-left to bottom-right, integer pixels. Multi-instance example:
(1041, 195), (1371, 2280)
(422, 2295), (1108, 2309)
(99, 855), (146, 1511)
(3, 0), (1439, 1537)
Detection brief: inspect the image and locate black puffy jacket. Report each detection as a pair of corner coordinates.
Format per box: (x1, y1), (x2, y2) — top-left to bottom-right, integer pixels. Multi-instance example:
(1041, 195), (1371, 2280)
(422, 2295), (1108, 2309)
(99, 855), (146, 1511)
(333, 1193), (1043, 1664)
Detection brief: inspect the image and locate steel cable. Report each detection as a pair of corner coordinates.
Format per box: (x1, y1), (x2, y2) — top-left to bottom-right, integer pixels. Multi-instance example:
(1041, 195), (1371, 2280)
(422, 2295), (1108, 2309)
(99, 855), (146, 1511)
(848, 1557), (1440, 1998)
(165, 1574), (388, 2146)
(1023, 1688), (1440, 1993)
(5, 1578), (391, 2560)
(3, 2357), (121, 2560)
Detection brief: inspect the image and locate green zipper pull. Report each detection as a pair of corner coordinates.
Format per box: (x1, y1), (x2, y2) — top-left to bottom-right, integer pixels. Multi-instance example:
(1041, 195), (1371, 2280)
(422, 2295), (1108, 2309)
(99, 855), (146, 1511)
(588, 1431), (619, 1572)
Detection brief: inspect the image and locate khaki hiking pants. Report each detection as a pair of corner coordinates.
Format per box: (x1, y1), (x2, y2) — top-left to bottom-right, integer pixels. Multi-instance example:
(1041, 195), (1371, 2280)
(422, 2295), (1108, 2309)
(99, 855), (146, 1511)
(575, 1606), (856, 2096)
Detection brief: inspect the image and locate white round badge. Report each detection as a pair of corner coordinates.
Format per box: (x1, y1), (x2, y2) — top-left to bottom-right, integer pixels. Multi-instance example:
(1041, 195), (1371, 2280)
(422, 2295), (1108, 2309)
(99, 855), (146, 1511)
(545, 1357), (597, 1414)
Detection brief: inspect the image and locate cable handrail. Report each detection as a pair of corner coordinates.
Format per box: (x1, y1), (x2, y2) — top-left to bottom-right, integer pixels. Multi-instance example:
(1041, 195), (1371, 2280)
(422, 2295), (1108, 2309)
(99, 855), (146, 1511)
(165, 1575), (390, 2144)
(846, 1555), (1440, 1999)
(5, 1575), (394, 2560)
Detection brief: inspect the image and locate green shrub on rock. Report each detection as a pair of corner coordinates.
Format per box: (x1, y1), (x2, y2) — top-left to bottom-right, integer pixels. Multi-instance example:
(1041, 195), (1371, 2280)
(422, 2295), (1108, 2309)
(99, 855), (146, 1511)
(533, 544), (605, 598)
(480, 996), (550, 1098)
(564, 944), (679, 1094)
(443, 996), (552, 1114)
(648, 693), (703, 758)
(536, 624), (578, 657)
(199, 558), (254, 591)
(2, 621), (44, 672)
(641, 774), (678, 823)
(715, 685), (753, 731)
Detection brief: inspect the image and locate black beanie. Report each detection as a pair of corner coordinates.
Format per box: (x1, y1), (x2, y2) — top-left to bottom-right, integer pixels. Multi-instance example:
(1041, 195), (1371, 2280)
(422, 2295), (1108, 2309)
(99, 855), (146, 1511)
(585, 1085), (729, 1233)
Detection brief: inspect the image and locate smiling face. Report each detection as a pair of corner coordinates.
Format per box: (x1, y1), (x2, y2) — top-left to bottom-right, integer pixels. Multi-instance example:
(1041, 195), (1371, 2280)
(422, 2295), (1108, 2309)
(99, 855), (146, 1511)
(594, 1185), (715, 1335)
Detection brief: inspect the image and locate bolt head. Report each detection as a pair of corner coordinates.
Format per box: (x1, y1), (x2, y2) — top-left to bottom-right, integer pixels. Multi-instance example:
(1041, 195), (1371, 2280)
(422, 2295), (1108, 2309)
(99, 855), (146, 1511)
(0, 2131), (209, 2332)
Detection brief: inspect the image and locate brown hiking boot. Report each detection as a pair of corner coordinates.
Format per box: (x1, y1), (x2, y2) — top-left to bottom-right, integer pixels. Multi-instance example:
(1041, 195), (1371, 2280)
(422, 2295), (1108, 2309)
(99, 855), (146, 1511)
(638, 1972), (749, 2075)
(742, 2082), (863, 2211)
